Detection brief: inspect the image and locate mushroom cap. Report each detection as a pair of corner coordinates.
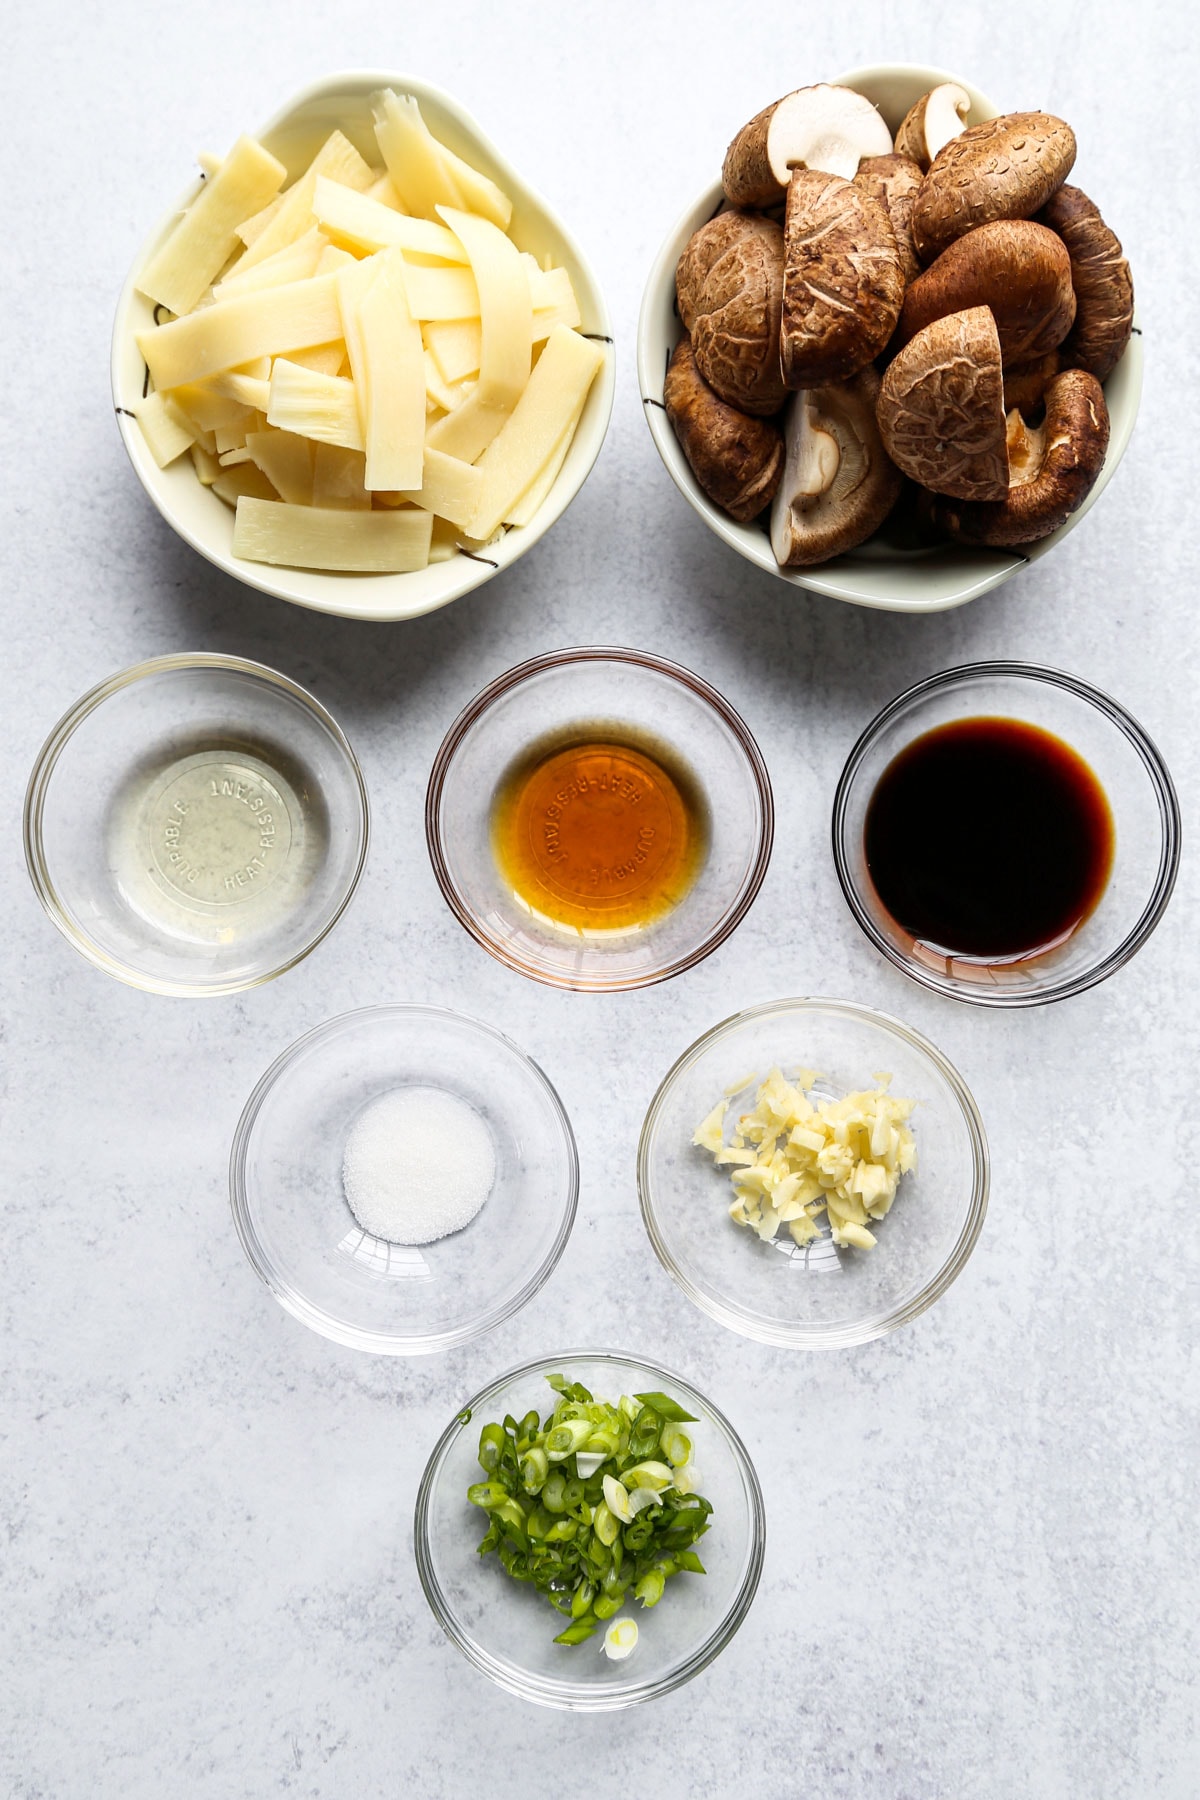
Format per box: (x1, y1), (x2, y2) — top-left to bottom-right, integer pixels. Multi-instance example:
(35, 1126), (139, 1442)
(1003, 349), (1062, 415)
(664, 337), (785, 523)
(1038, 184), (1135, 383)
(723, 84), (892, 206)
(911, 111), (1077, 261)
(932, 368), (1110, 544)
(770, 365), (903, 566)
(877, 305), (1008, 501)
(683, 212), (788, 417)
(781, 168), (905, 389)
(854, 153), (924, 285)
(893, 84), (972, 171)
(896, 220), (1076, 363)
(675, 209), (781, 335)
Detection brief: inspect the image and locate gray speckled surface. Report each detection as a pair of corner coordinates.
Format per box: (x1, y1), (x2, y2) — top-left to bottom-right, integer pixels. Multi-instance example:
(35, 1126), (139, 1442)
(3, 3), (1197, 1795)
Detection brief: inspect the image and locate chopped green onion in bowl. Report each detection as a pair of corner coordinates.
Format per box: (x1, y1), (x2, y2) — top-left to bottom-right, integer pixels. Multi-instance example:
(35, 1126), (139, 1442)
(466, 1374), (712, 1646)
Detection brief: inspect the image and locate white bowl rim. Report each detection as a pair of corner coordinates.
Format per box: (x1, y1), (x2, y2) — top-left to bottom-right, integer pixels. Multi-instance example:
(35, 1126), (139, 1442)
(635, 61), (1144, 613)
(23, 651), (370, 996)
(637, 995), (990, 1348)
(413, 1347), (766, 1709)
(228, 1002), (581, 1354)
(111, 69), (615, 622)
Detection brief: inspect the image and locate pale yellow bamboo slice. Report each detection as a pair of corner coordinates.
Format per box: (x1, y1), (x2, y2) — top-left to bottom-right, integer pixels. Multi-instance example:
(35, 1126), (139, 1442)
(244, 428), (315, 505)
(233, 496), (432, 570)
(170, 381), (255, 434)
(138, 135), (286, 315)
(233, 131), (375, 275)
(312, 445), (371, 509)
(335, 254), (383, 433)
(505, 390), (588, 526)
(237, 193), (284, 247)
(391, 447), (483, 531)
(466, 325), (604, 539)
(283, 341), (346, 376)
(133, 391), (196, 467)
(357, 250), (425, 491)
(372, 90), (512, 230)
(424, 205), (531, 464)
(213, 226), (328, 301)
(190, 442), (220, 484)
(267, 360), (363, 451)
(315, 244), (358, 277)
(211, 462), (279, 507)
(139, 274), (342, 387)
(311, 176), (466, 261)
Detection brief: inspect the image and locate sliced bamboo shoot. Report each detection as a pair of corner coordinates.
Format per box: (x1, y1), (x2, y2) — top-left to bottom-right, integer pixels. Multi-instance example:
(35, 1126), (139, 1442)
(400, 263), (480, 320)
(133, 391), (196, 467)
(244, 428), (314, 505)
(311, 176), (467, 261)
(237, 193), (284, 247)
(211, 462), (279, 507)
(424, 204), (531, 463)
(267, 360), (363, 451)
(233, 496), (432, 570)
(392, 446), (484, 530)
(282, 340), (346, 376)
(138, 136), (286, 315)
(357, 250), (425, 490)
(424, 317), (482, 384)
(213, 226), (327, 301)
(233, 131), (375, 275)
(372, 90), (512, 230)
(139, 274), (342, 387)
(505, 390), (588, 526)
(312, 445), (371, 508)
(466, 325), (604, 538)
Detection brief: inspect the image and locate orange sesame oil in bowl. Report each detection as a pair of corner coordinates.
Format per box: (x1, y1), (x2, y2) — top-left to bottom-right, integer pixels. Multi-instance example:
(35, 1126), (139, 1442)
(490, 727), (709, 933)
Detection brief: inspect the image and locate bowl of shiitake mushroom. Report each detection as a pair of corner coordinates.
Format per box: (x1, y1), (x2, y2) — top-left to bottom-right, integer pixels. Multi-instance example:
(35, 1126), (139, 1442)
(637, 64), (1141, 612)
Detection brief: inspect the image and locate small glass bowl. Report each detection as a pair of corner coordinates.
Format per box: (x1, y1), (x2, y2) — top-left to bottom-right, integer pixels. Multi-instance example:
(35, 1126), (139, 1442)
(426, 647), (773, 991)
(229, 1006), (578, 1354)
(414, 1350), (765, 1708)
(832, 663), (1180, 1007)
(638, 999), (988, 1349)
(23, 654), (368, 996)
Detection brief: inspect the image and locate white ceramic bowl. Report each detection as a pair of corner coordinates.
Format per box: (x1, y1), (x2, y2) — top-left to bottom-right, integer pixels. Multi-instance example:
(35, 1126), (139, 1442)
(637, 62), (1143, 613)
(112, 71), (614, 622)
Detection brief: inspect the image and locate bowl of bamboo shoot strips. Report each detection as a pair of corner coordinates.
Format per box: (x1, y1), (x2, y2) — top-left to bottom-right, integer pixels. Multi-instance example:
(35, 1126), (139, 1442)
(112, 72), (614, 620)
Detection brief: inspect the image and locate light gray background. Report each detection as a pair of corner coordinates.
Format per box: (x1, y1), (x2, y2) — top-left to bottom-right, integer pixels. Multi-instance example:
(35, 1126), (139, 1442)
(3, 3), (1196, 1795)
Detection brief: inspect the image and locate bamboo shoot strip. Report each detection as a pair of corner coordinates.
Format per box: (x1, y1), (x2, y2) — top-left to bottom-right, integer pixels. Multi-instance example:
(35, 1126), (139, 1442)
(392, 447), (483, 531)
(467, 325), (604, 539)
(335, 255), (383, 435)
(358, 250), (425, 491)
(132, 391), (196, 467)
(232, 130), (376, 275)
(138, 135), (286, 316)
(424, 205), (531, 463)
(213, 226), (328, 301)
(267, 360), (363, 452)
(244, 429), (315, 506)
(372, 90), (512, 230)
(505, 392), (589, 527)
(139, 275), (343, 388)
(311, 176), (467, 261)
(233, 497), (432, 571)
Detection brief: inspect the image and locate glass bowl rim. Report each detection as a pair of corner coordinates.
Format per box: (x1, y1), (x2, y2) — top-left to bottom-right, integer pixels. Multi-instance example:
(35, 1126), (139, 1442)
(424, 644), (775, 992)
(637, 995), (990, 1348)
(228, 1002), (581, 1355)
(831, 660), (1181, 1009)
(23, 651), (370, 997)
(413, 1346), (766, 1709)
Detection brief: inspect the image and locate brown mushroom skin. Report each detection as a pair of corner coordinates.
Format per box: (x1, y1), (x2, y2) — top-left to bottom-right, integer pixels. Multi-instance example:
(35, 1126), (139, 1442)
(932, 368), (1109, 545)
(722, 96), (788, 207)
(911, 112), (1077, 262)
(781, 169), (904, 388)
(664, 338), (785, 523)
(681, 211), (787, 417)
(896, 220), (1076, 363)
(877, 305), (1008, 501)
(675, 209), (780, 334)
(1038, 184), (1134, 383)
(855, 153), (923, 285)
(1003, 349), (1062, 415)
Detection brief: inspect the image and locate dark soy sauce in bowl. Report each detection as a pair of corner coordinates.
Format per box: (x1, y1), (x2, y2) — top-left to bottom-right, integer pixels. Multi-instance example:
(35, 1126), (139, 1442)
(864, 717), (1115, 962)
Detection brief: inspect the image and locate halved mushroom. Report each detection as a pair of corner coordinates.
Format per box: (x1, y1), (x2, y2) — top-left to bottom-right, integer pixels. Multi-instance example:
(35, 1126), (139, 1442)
(664, 338), (785, 523)
(931, 368), (1110, 544)
(1038, 184), (1135, 382)
(723, 84), (892, 206)
(876, 306), (1008, 500)
(911, 112), (1077, 262)
(678, 211), (787, 417)
(896, 220), (1076, 363)
(781, 169), (904, 388)
(770, 366), (902, 566)
(894, 84), (972, 171)
(854, 153), (924, 284)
